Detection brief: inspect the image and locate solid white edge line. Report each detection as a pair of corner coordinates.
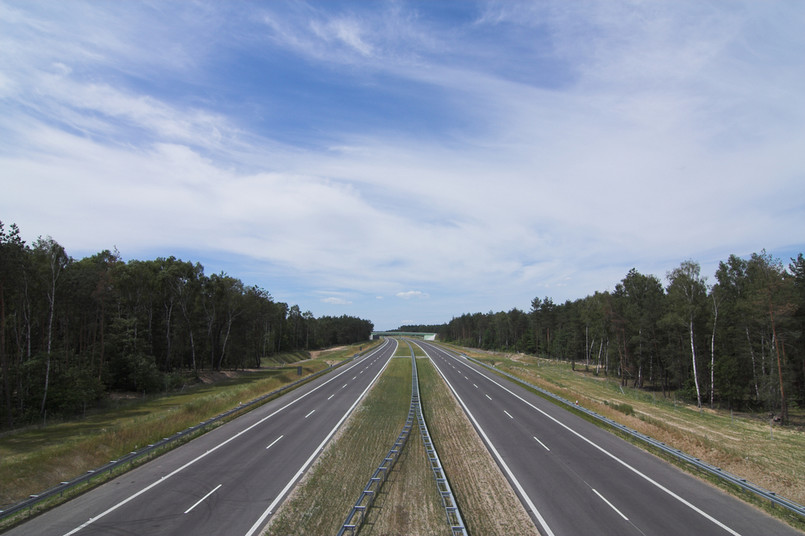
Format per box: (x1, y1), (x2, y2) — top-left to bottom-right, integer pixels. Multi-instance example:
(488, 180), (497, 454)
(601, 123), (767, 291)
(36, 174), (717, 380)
(593, 489), (629, 521)
(184, 484), (222, 514)
(62, 339), (395, 536)
(422, 349), (556, 536)
(243, 339), (398, 536)
(440, 346), (743, 536)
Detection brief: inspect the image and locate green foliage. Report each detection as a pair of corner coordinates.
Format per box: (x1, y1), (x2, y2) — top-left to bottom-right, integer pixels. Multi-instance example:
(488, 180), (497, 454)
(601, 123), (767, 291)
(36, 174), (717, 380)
(439, 253), (805, 419)
(610, 402), (634, 416)
(0, 220), (373, 430)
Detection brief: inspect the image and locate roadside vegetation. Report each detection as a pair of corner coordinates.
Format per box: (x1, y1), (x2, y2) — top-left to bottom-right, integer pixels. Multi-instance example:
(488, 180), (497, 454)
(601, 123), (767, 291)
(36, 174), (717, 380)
(0, 344), (370, 513)
(405, 251), (805, 428)
(416, 355), (539, 536)
(266, 346), (541, 536)
(454, 345), (805, 511)
(0, 221), (374, 430)
(264, 356), (446, 535)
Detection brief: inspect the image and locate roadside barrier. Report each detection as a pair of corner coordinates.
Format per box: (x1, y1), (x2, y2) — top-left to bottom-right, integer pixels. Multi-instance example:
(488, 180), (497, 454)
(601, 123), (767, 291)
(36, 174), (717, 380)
(457, 351), (805, 525)
(0, 349), (370, 525)
(337, 345), (416, 536)
(338, 341), (467, 536)
(411, 342), (467, 535)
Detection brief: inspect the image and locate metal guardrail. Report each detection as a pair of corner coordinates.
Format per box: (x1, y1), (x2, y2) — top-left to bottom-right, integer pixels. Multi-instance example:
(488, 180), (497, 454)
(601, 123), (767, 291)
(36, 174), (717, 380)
(338, 341), (466, 536)
(457, 351), (805, 524)
(410, 342), (467, 535)
(0, 353), (364, 524)
(337, 345), (417, 536)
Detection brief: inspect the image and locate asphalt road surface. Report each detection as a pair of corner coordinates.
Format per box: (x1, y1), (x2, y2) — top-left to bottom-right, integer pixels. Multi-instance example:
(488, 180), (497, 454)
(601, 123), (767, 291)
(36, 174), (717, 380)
(415, 340), (802, 536)
(6, 339), (398, 536)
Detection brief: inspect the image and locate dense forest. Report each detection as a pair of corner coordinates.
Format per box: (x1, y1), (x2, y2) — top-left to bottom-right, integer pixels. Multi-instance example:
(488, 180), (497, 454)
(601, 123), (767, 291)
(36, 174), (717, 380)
(0, 221), (373, 428)
(409, 252), (805, 422)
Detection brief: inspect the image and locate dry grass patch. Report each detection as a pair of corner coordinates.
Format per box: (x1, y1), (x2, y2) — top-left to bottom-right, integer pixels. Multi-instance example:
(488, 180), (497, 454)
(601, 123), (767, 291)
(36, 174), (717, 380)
(0, 365), (329, 509)
(458, 348), (805, 509)
(264, 358), (437, 535)
(359, 408), (448, 536)
(418, 357), (539, 536)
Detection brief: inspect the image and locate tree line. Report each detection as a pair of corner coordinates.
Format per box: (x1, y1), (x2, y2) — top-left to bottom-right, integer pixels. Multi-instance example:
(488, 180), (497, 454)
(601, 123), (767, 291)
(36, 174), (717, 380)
(0, 221), (373, 428)
(434, 252), (805, 422)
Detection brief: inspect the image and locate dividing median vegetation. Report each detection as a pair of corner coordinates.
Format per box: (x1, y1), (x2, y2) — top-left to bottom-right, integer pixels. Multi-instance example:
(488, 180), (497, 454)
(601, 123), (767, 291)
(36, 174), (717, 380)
(0, 343), (374, 528)
(265, 341), (538, 535)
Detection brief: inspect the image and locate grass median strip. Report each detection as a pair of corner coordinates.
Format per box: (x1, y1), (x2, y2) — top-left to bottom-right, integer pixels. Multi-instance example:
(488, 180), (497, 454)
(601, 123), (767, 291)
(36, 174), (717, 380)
(265, 357), (447, 535)
(417, 356), (540, 536)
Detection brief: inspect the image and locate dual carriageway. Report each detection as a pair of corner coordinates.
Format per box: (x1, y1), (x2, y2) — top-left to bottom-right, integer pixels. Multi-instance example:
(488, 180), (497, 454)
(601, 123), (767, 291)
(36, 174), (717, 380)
(6, 338), (801, 536)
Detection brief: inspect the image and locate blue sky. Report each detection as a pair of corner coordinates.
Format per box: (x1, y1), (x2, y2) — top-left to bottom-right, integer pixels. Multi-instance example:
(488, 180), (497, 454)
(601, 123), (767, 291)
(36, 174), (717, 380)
(2, 1), (804, 330)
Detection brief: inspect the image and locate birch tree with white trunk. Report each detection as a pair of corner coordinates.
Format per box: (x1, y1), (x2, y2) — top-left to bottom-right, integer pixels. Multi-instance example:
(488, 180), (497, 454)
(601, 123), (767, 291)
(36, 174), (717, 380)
(667, 261), (707, 409)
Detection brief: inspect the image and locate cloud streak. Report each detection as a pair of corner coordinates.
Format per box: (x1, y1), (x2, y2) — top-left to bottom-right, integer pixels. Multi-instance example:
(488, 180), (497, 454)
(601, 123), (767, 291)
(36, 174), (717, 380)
(2, 0), (803, 329)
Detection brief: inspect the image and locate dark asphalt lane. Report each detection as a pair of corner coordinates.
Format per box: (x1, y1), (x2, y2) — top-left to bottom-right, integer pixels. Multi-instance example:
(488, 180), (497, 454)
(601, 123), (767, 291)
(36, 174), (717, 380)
(6, 339), (398, 536)
(415, 340), (801, 536)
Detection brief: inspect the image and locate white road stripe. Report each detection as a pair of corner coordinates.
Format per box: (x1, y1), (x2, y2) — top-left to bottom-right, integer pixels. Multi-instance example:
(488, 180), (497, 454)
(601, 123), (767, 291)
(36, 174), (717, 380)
(266, 435), (284, 450)
(61, 338), (396, 536)
(447, 349), (743, 536)
(533, 436), (550, 451)
(504, 410), (514, 419)
(327, 394), (334, 400)
(244, 346), (397, 536)
(304, 410), (315, 419)
(485, 394), (492, 400)
(593, 489), (629, 521)
(184, 484), (222, 514)
(422, 350), (556, 536)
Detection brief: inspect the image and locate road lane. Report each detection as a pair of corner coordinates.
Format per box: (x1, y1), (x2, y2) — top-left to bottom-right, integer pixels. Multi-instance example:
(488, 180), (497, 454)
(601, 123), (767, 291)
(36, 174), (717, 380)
(416, 340), (801, 536)
(7, 339), (398, 536)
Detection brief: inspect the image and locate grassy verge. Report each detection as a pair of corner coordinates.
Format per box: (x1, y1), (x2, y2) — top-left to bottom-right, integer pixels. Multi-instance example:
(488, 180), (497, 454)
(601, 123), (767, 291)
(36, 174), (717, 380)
(0, 342), (372, 512)
(448, 345), (805, 517)
(418, 357), (540, 536)
(394, 339), (413, 357)
(264, 357), (433, 535)
(359, 367), (447, 536)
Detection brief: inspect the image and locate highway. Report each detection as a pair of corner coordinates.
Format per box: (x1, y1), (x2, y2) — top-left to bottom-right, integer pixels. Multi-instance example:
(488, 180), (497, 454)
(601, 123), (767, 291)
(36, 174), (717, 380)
(6, 339), (398, 536)
(415, 340), (801, 536)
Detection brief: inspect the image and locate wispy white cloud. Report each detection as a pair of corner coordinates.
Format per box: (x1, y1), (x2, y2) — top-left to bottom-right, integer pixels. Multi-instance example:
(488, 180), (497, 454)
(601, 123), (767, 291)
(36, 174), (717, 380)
(322, 296), (352, 305)
(1, 0), (803, 330)
(396, 291), (430, 300)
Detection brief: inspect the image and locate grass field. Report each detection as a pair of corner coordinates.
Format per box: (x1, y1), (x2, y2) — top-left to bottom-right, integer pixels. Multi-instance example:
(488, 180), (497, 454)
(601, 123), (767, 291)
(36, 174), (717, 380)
(0, 343), (373, 511)
(451, 345), (805, 513)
